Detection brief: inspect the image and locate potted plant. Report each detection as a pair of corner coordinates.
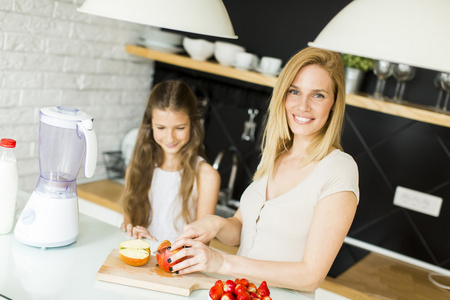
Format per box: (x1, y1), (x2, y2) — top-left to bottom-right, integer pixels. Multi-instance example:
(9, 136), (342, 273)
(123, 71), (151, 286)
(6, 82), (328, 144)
(341, 53), (374, 94)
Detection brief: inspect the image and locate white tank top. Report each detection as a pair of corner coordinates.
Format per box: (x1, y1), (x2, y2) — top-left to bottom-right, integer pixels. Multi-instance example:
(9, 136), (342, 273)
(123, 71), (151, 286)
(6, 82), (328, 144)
(147, 157), (202, 242)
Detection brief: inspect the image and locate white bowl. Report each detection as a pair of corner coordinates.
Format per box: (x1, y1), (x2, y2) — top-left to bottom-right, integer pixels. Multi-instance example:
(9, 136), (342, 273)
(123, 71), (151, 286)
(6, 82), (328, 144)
(214, 41), (245, 67)
(138, 27), (184, 46)
(183, 37), (215, 61)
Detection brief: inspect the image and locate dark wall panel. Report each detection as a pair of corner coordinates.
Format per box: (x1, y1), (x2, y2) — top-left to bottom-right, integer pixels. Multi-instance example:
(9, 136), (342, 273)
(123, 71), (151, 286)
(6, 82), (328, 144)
(159, 0), (450, 273)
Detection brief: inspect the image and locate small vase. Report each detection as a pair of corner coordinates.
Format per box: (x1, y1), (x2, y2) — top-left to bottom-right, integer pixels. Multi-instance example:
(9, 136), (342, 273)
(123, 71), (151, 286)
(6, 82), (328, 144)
(345, 67), (365, 94)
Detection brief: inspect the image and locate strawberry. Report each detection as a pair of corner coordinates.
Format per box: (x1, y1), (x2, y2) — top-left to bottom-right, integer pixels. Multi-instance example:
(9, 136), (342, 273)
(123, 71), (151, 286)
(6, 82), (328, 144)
(223, 279), (236, 293)
(236, 291), (252, 300)
(238, 278), (249, 287)
(261, 297), (272, 300)
(247, 283), (257, 293)
(209, 285), (224, 300)
(234, 283), (247, 295)
(221, 292), (236, 300)
(215, 279), (224, 289)
(235, 278), (240, 284)
(257, 281), (270, 297)
(250, 292), (261, 299)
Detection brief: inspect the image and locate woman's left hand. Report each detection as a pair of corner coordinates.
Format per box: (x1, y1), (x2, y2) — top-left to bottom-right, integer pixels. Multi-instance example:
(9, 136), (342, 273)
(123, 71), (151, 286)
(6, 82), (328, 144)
(167, 238), (225, 275)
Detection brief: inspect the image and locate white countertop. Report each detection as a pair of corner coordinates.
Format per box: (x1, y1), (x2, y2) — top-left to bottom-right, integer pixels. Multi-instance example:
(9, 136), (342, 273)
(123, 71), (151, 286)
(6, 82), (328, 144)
(0, 192), (316, 300)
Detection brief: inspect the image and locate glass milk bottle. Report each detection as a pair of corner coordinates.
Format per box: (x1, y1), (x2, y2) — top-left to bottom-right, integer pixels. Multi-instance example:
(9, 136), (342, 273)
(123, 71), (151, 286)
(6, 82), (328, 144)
(0, 138), (19, 234)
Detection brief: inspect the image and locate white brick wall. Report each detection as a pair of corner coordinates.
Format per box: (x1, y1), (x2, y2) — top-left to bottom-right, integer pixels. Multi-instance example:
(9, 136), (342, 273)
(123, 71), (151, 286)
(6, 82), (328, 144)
(0, 0), (155, 192)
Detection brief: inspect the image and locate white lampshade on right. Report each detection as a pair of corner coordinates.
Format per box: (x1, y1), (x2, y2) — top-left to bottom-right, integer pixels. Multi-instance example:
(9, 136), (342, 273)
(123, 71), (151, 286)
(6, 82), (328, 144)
(309, 0), (450, 73)
(78, 0), (237, 39)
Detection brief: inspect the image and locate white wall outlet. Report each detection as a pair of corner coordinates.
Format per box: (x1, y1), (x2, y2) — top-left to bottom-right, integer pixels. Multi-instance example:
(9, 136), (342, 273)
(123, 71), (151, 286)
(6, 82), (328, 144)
(393, 186), (443, 217)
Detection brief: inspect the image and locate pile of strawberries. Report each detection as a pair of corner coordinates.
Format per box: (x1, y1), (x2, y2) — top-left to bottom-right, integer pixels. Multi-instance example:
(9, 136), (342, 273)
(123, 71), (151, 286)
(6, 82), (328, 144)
(209, 278), (272, 300)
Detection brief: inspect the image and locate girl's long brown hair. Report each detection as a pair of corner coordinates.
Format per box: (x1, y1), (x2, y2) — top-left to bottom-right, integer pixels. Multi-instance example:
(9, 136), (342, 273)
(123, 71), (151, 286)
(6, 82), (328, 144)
(122, 80), (206, 228)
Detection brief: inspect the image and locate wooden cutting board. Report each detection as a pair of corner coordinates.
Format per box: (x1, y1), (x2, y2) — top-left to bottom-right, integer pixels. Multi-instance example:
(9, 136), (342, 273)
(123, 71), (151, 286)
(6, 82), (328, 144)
(97, 249), (219, 296)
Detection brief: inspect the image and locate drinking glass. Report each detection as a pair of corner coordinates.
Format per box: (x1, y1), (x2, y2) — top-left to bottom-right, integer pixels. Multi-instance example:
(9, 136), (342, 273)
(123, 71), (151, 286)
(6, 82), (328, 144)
(433, 72), (445, 111)
(392, 64), (416, 102)
(373, 60), (394, 100)
(440, 72), (450, 112)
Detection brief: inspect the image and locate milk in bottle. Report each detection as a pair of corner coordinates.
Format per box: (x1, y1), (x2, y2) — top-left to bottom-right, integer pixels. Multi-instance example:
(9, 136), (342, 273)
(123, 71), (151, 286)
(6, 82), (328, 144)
(0, 138), (19, 234)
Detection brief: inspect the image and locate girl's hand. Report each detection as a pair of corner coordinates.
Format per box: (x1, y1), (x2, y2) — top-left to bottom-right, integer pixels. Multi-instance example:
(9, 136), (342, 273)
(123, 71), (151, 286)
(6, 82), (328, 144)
(133, 226), (158, 241)
(176, 215), (223, 244)
(120, 222), (157, 241)
(121, 221), (134, 236)
(168, 238), (225, 275)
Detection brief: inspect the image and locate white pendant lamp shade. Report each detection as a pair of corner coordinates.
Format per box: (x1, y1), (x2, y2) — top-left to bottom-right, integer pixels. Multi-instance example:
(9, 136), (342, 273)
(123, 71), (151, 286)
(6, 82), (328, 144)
(308, 0), (450, 73)
(78, 0), (237, 39)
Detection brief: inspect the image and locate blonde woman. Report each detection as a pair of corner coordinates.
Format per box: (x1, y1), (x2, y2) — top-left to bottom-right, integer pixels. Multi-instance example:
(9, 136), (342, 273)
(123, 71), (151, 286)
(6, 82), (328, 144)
(121, 80), (220, 243)
(168, 47), (359, 299)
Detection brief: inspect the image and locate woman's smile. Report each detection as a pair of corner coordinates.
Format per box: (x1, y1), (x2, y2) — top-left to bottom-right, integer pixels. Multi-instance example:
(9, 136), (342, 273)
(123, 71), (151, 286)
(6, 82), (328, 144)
(293, 114), (314, 124)
(285, 64), (334, 138)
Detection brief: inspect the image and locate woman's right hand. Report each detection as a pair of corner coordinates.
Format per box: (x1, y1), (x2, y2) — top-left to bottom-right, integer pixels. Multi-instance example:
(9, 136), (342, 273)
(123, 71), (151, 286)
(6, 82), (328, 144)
(168, 238), (225, 275)
(176, 215), (224, 244)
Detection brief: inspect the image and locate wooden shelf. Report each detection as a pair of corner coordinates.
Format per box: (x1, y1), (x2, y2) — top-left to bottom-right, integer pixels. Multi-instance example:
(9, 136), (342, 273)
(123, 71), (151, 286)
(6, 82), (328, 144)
(346, 94), (450, 127)
(126, 44), (450, 128)
(126, 44), (277, 87)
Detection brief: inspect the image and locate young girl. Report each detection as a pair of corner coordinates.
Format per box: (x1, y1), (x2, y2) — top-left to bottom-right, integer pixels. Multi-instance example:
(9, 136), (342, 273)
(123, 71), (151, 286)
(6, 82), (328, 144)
(120, 80), (221, 242)
(168, 47), (359, 299)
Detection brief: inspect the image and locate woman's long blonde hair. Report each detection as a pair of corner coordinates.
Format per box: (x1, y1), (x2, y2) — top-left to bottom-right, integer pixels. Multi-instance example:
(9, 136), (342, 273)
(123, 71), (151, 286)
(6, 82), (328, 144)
(254, 47), (346, 180)
(122, 80), (205, 227)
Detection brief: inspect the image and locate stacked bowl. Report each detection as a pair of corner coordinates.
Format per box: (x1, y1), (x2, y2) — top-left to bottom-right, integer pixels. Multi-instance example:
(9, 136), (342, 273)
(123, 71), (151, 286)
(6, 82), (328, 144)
(136, 27), (184, 54)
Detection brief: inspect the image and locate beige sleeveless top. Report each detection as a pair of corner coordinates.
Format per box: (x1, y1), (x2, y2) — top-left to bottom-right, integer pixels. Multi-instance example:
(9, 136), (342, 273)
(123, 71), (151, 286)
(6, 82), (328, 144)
(237, 150), (359, 299)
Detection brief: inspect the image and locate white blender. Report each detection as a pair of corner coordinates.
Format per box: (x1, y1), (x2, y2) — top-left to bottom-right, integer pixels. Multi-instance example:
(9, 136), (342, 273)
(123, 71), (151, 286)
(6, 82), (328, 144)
(15, 106), (97, 249)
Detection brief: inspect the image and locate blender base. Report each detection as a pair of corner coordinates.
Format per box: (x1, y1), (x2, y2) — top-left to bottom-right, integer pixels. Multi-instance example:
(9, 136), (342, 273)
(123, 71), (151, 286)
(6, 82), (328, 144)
(14, 191), (79, 249)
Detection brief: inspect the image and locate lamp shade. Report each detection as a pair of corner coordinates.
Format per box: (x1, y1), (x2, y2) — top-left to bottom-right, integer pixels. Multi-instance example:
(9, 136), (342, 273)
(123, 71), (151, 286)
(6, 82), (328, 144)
(78, 0), (237, 39)
(308, 0), (450, 73)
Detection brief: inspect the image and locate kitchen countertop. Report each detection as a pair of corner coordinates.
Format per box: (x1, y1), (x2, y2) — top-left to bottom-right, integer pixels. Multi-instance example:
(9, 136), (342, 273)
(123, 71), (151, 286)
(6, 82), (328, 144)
(2, 197), (323, 300)
(77, 180), (450, 299)
(78, 179), (124, 214)
(78, 180), (377, 299)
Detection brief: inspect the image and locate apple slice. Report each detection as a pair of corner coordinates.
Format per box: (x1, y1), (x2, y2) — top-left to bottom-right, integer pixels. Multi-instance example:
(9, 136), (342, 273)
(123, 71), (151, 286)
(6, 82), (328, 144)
(119, 239), (151, 267)
(119, 249), (150, 266)
(119, 239), (151, 253)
